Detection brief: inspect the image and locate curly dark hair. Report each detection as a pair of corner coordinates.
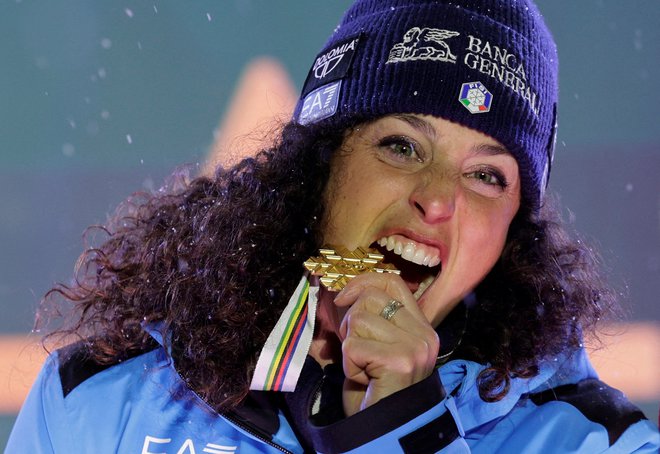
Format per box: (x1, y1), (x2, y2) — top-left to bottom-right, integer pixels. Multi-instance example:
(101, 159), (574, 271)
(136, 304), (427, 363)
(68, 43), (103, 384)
(466, 197), (616, 401)
(38, 119), (616, 410)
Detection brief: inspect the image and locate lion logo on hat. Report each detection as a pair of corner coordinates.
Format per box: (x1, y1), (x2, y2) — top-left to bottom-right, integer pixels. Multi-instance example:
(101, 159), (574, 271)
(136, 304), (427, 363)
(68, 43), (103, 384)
(387, 27), (460, 64)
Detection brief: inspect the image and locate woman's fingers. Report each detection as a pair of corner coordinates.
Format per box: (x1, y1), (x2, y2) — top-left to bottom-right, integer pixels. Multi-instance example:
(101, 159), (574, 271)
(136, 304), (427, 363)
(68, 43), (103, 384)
(335, 274), (439, 380)
(334, 272), (428, 325)
(342, 331), (436, 387)
(329, 272), (440, 415)
(340, 323), (438, 415)
(338, 287), (418, 341)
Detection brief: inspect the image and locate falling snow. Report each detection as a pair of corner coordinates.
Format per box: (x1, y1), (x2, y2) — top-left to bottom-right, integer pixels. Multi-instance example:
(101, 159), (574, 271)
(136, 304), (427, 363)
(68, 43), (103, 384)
(101, 38), (112, 49)
(87, 121), (99, 135)
(633, 29), (643, 51)
(125, 8), (134, 18)
(126, 134), (133, 144)
(142, 178), (155, 192)
(62, 143), (75, 157)
(35, 56), (48, 69)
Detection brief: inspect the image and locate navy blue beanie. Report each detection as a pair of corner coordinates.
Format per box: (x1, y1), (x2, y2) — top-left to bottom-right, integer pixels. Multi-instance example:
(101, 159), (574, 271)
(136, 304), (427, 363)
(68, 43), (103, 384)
(294, 0), (559, 210)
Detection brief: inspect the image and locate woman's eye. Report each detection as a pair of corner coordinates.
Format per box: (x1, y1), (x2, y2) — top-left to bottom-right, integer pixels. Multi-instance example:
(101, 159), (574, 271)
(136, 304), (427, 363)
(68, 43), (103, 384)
(378, 136), (423, 162)
(465, 168), (508, 188)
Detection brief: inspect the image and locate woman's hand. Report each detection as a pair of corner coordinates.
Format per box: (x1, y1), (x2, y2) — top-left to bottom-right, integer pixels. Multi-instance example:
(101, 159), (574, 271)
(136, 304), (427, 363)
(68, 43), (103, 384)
(333, 273), (440, 417)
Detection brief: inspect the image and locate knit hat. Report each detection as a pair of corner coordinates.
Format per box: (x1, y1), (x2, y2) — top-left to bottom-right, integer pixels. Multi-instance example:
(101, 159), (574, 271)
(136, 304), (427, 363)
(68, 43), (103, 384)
(294, 0), (558, 210)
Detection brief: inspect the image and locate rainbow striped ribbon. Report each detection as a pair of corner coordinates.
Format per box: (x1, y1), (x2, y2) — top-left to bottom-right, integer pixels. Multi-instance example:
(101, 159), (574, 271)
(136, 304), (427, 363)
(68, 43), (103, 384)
(249, 274), (318, 392)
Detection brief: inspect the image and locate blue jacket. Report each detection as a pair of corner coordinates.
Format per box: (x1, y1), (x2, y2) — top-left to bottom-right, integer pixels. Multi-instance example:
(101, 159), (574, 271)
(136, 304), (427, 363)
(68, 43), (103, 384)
(6, 331), (659, 453)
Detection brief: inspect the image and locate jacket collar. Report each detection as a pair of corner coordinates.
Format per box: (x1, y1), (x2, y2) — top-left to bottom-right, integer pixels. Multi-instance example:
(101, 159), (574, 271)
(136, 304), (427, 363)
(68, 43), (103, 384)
(144, 322), (598, 438)
(144, 322), (285, 439)
(439, 347), (598, 432)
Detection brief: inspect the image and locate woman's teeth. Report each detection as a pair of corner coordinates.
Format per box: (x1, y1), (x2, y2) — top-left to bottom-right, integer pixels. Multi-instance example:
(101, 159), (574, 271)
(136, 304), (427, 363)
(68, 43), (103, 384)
(377, 236), (441, 267)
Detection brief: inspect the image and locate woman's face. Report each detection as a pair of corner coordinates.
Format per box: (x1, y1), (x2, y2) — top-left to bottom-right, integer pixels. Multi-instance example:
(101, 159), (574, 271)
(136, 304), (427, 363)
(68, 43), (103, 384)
(322, 114), (521, 327)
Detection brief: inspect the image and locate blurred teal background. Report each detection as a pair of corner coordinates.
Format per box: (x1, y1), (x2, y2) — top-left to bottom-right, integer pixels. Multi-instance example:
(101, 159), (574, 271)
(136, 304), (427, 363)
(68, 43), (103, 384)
(1, 0), (659, 447)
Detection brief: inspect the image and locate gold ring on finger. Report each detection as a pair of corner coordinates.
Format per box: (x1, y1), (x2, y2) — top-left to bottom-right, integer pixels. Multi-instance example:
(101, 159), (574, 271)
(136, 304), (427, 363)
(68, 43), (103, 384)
(380, 299), (404, 321)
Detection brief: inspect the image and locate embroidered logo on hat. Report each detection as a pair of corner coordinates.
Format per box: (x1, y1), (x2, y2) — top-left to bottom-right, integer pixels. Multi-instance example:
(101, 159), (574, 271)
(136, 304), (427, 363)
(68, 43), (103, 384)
(459, 82), (493, 114)
(298, 80), (342, 125)
(313, 37), (359, 79)
(387, 27), (460, 64)
(294, 0), (558, 209)
(301, 34), (361, 98)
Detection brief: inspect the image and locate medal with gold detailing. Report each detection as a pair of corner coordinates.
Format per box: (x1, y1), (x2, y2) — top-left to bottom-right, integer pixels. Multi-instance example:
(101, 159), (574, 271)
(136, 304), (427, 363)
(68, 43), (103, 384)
(250, 246), (399, 392)
(303, 245), (400, 291)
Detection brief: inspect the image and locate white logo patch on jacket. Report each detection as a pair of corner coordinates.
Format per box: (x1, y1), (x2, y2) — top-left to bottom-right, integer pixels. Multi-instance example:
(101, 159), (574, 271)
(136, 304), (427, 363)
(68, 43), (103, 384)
(142, 435), (238, 454)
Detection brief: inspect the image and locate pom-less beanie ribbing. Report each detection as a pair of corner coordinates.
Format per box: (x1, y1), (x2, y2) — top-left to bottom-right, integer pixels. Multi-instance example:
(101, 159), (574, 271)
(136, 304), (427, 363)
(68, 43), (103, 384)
(294, 0), (559, 209)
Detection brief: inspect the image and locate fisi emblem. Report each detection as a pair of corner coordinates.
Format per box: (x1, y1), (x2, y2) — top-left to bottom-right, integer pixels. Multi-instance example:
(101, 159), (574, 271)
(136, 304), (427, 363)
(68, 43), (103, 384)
(459, 82), (493, 114)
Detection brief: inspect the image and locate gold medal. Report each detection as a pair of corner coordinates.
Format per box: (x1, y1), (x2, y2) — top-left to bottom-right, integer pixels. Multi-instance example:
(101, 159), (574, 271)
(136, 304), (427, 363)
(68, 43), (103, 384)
(303, 245), (400, 291)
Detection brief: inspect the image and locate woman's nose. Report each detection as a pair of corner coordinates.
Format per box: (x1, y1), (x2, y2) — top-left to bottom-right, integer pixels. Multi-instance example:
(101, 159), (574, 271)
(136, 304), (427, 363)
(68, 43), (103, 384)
(409, 176), (455, 224)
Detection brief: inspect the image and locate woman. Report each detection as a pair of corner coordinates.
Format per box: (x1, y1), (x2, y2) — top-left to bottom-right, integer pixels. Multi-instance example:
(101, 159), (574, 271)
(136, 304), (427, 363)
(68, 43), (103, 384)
(7, 0), (659, 452)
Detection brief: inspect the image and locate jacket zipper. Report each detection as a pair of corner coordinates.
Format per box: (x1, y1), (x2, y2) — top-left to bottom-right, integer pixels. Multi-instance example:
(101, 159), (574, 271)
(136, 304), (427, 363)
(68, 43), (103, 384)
(222, 411), (293, 454)
(310, 375), (324, 416)
(178, 376), (293, 454)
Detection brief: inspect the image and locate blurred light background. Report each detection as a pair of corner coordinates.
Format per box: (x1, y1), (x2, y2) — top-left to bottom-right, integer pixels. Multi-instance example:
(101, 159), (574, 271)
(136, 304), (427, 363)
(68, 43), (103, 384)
(1, 0), (659, 446)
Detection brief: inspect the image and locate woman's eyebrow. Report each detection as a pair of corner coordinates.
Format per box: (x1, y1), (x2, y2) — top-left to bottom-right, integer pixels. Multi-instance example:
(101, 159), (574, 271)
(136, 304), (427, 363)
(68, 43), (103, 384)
(391, 115), (512, 157)
(472, 143), (511, 157)
(393, 114), (438, 142)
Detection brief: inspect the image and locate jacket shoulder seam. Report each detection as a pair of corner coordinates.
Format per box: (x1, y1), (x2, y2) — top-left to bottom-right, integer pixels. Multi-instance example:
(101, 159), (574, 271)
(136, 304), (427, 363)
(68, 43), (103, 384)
(57, 339), (159, 398)
(529, 378), (647, 445)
